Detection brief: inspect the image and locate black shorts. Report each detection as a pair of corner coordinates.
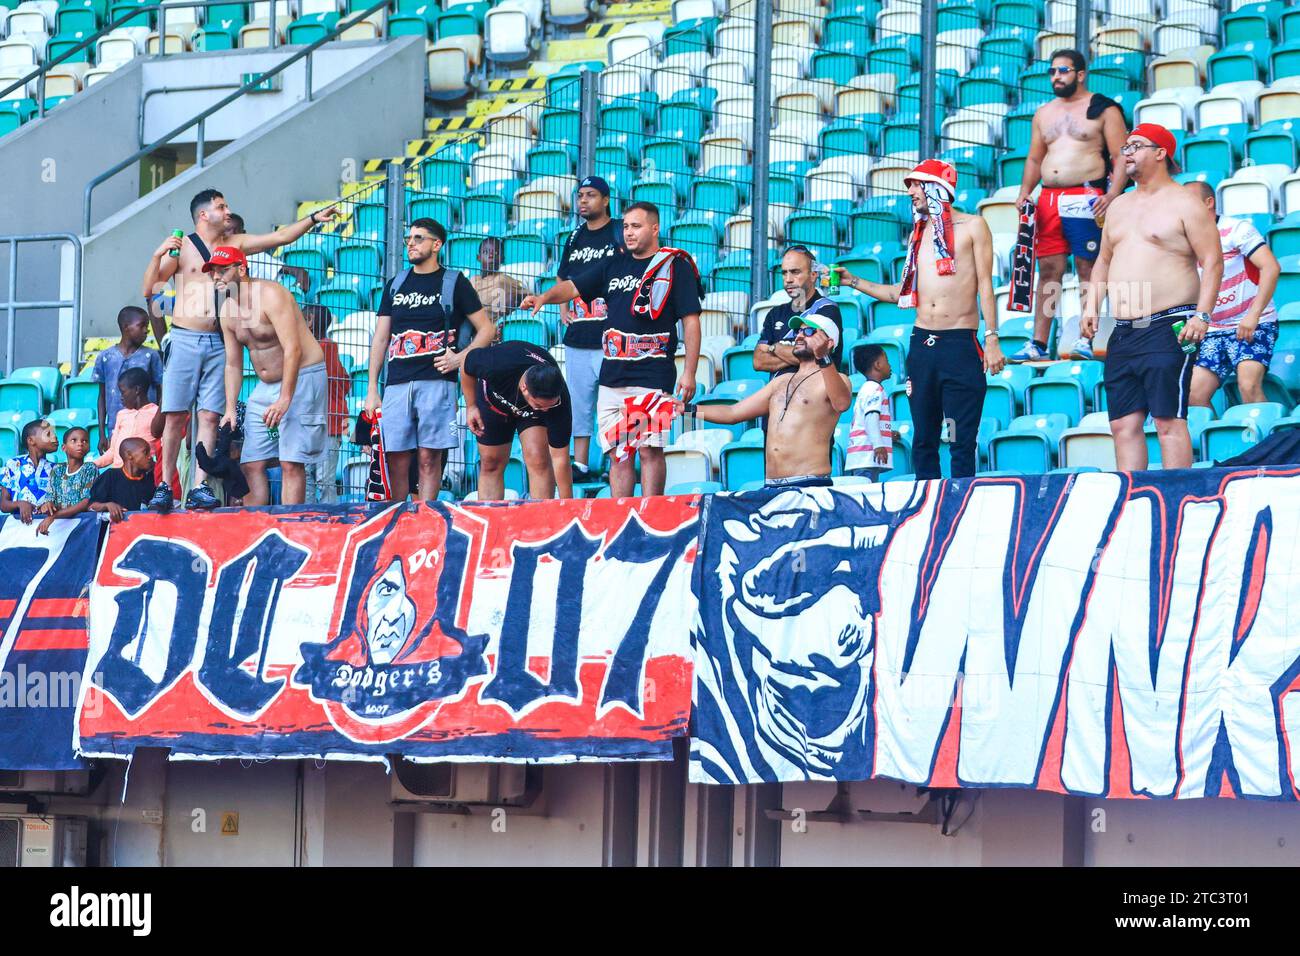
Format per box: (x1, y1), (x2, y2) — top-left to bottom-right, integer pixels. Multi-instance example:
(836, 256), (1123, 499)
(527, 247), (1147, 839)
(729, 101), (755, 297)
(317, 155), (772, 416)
(1104, 305), (1196, 422)
(477, 386), (572, 449)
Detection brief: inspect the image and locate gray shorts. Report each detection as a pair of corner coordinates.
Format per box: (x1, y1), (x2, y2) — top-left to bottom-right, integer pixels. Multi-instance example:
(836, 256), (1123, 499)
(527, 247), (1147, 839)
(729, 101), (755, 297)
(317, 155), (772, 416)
(242, 361), (327, 464)
(161, 326), (226, 415)
(566, 347), (603, 438)
(381, 378), (459, 452)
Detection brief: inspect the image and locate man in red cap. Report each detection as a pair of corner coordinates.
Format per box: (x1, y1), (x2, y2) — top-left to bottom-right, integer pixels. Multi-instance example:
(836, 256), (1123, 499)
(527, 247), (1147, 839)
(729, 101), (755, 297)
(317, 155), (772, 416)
(835, 159), (1004, 480)
(201, 246), (329, 508)
(1081, 123), (1223, 471)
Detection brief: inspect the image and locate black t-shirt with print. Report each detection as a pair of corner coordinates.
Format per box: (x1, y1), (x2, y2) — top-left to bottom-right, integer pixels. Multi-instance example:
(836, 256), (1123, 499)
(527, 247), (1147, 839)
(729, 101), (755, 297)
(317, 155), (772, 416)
(571, 251), (702, 392)
(758, 291), (845, 379)
(558, 218), (626, 350)
(463, 341), (572, 448)
(90, 467), (156, 512)
(378, 267), (484, 385)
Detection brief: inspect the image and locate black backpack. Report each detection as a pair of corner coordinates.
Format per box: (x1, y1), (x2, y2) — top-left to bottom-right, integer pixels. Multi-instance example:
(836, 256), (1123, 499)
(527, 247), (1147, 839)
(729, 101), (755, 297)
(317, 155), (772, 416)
(390, 267), (474, 350)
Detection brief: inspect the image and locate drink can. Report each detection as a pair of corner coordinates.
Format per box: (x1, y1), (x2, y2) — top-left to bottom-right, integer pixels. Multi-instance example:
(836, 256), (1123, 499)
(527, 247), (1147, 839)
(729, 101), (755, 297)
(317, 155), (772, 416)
(169, 228), (184, 258)
(592, 297), (608, 319)
(828, 265), (841, 292)
(1171, 319), (1198, 355)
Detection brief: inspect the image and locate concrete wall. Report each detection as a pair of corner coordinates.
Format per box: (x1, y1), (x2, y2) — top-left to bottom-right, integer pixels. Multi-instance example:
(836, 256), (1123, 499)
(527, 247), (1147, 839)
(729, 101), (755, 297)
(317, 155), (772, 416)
(34, 755), (1299, 867)
(0, 61), (144, 371)
(139, 42), (384, 145)
(81, 34), (423, 339)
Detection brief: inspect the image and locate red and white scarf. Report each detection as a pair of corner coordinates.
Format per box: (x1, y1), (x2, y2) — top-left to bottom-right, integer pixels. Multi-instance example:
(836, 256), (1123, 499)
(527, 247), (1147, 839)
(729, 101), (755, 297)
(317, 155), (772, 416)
(631, 246), (700, 320)
(898, 182), (956, 309)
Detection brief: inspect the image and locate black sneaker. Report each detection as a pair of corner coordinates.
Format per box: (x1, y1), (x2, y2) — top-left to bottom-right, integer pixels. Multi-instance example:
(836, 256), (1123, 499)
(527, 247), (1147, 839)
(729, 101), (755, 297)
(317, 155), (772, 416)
(571, 463), (591, 485)
(148, 481), (174, 513)
(184, 482), (221, 510)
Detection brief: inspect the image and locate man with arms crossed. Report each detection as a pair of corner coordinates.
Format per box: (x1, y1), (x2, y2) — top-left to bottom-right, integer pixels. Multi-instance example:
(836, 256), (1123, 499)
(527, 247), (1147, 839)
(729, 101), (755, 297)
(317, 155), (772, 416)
(689, 313), (851, 488)
(142, 188), (337, 508)
(835, 160), (1004, 479)
(461, 340), (574, 500)
(520, 202), (701, 498)
(556, 175), (625, 483)
(1184, 180), (1281, 408)
(1011, 49), (1129, 362)
(212, 247), (328, 507)
(1081, 124), (1223, 471)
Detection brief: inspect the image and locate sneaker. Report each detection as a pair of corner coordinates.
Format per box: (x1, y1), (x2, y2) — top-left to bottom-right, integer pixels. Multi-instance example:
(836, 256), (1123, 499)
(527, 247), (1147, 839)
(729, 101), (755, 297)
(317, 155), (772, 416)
(571, 463), (591, 485)
(147, 481), (174, 513)
(1069, 337), (1094, 360)
(1008, 341), (1048, 362)
(184, 482), (221, 510)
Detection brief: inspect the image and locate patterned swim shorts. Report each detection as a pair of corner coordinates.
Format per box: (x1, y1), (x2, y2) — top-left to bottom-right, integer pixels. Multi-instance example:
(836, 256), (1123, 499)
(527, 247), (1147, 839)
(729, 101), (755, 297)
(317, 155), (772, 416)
(1194, 325), (1278, 382)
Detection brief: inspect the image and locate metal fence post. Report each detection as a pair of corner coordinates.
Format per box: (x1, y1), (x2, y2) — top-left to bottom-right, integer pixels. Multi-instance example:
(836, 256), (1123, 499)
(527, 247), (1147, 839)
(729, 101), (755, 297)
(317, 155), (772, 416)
(270, 0), (278, 48)
(1075, 0), (1092, 57)
(577, 68), (599, 182)
(749, 0), (773, 308)
(918, 0), (937, 161)
(385, 161), (406, 279)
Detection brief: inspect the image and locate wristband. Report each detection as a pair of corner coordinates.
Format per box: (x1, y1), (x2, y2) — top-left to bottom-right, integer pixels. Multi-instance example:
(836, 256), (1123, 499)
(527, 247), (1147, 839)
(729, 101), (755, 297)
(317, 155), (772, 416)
(816, 355), (834, 368)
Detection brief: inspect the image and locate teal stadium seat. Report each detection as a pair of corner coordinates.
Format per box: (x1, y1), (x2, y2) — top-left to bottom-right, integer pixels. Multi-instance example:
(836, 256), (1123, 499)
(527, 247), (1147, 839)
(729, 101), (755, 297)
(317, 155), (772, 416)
(1024, 361), (1105, 425)
(1222, 2), (1284, 46)
(1208, 40), (1273, 86)
(988, 413), (1069, 472)
(1201, 402), (1288, 461)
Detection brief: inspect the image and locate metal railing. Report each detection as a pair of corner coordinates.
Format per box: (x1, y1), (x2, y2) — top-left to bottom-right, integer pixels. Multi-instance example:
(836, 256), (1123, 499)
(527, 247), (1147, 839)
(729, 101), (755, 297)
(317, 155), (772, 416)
(0, 234), (82, 377)
(82, 0), (392, 235)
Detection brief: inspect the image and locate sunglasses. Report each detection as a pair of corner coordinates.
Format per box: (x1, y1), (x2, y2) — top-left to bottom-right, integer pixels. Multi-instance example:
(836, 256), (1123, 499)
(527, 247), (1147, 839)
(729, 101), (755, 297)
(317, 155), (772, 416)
(795, 326), (820, 337)
(1046, 66), (1077, 76)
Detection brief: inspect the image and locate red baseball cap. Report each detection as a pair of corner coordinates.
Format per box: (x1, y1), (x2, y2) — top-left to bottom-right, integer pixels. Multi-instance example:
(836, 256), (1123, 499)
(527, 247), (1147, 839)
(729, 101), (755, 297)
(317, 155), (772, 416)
(904, 159), (958, 201)
(1129, 123), (1181, 172)
(201, 246), (247, 272)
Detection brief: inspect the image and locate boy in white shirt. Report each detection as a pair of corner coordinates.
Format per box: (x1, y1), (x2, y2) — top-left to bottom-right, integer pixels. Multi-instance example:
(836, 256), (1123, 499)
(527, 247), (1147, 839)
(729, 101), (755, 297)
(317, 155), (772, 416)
(846, 344), (894, 480)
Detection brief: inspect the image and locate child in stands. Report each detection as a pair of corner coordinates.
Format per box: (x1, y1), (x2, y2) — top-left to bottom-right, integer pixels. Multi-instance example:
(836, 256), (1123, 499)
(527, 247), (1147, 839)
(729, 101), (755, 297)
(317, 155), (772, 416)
(1, 418), (57, 524)
(95, 367), (162, 470)
(88, 436), (156, 523)
(845, 344), (894, 481)
(37, 426), (100, 535)
(92, 306), (163, 457)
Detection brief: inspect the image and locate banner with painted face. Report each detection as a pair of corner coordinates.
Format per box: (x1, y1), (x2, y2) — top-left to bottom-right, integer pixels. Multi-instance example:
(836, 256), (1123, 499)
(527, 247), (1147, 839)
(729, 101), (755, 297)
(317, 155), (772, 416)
(690, 471), (1300, 800)
(78, 499), (698, 763)
(0, 515), (101, 771)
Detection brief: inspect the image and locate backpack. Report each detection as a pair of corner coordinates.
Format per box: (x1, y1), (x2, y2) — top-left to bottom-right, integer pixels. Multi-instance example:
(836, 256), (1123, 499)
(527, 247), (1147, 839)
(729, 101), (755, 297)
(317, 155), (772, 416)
(390, 266), (475, 350)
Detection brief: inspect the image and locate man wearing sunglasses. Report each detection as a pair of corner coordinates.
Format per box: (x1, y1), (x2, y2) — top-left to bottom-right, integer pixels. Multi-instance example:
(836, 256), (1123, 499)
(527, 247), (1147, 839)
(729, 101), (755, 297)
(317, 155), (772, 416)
(1081, 123), (1223, 471)
(686, 313), (851, 489)
(1012, 49), (1130, 362)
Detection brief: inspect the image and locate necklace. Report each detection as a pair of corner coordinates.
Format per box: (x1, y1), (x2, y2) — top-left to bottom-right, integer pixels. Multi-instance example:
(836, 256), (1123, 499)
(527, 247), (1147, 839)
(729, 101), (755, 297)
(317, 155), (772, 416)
(779, 367), (821, 423)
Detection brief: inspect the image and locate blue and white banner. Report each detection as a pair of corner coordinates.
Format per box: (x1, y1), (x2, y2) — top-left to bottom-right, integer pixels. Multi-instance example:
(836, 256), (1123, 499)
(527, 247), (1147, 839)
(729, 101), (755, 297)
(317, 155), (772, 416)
(690, 471), (1300, 800)
(0, 514), (101, 771)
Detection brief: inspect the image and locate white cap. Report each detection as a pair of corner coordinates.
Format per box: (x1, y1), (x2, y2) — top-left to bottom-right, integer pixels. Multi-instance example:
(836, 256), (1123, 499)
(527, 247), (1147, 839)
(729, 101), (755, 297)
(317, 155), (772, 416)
(788, 311), (840, 347)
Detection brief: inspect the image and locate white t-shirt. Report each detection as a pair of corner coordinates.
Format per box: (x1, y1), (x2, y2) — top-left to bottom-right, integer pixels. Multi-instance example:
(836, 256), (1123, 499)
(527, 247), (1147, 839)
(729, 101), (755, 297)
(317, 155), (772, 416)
(1210, 216), (1277, 331)
(846, 379), (892, 472)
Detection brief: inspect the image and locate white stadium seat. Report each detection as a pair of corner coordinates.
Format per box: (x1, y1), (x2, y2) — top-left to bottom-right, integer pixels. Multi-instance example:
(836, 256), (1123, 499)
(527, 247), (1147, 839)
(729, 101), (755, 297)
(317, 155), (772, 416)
(600, 64), (645, 100)
(876, 8), (919, 38)
(1280, 173), (1300, 218)
(942, 103), (1009, 150)
(0, 37), (39, 69)
(607, 19), (664, 65)
(804, 165), (858, 204)
(298, 0), (339, 15)
(1195, 81), (1264, 128)
(1218, 165), (1290, 218)
(470, 145), (519, 187)
(1133, 87), (1201, 131)
(1165, 0), (1219, 37)
(712, 94), (753, 128)
(426, 42), (472, 97)
(1151, 45), (1213, 90)
(249, 0), (295, 21)
(672, 0), (716, 21)
(514, 175), (575, 221)
(485, 2), (533, 62)
(1059, 413), (1117, 470)
(713, 21), (753, 55)
(1256, 80), (1300, 125)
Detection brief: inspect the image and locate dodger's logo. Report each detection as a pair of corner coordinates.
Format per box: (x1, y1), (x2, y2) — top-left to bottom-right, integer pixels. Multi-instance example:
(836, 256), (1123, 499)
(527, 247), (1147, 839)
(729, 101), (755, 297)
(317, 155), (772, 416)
(295, 506), (489, 721)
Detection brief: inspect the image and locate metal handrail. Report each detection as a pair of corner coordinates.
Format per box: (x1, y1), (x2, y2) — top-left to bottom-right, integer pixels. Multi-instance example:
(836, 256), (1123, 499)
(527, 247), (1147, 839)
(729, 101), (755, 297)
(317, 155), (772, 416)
(0, 234), (82, 377)
(82, 0), (391, 236)
(0, 0), (276, 112)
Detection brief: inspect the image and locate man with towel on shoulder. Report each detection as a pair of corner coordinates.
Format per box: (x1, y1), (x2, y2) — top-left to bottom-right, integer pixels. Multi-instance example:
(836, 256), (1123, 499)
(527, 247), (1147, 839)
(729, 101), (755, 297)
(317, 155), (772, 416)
(835, 159), (1003, 480)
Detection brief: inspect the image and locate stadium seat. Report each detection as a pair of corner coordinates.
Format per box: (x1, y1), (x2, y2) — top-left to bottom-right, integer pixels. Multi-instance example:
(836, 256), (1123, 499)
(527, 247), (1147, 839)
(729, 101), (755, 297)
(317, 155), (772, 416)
(1024, 361), (1105, 425)
(1201, 402), (1288, 461)
(1058, 412), (1116, 471)
(983, 365), (1035, 427)
(0, 365), (59, 411)
(988, 413), (1069, 473)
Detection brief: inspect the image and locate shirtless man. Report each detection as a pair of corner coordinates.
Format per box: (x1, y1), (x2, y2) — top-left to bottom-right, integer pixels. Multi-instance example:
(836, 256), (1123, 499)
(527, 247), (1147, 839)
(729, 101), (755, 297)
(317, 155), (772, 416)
(688, 313), (851, 488)
(1081, 123), (1223, 471)
(141, 188), (337, 508)
(211, 246), (328, 506)
(1011, 49), (1129, 362)
(836, 160), (1004, 479)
